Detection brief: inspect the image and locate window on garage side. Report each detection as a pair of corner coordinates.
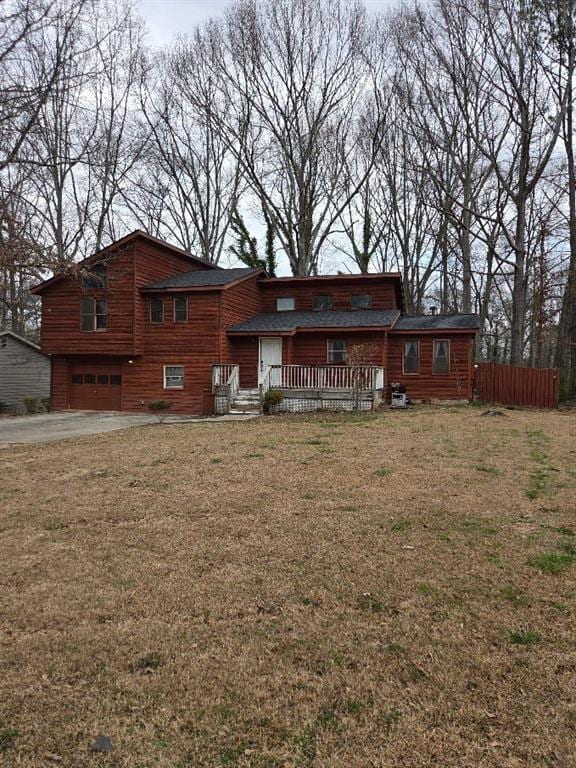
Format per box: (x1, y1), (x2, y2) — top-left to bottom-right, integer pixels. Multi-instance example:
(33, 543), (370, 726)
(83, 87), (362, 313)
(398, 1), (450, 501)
(164, 365), (184, 389)
(150, 297), (164, 323)
(327, 339), (347, 363)
(433, 339), (450, 374)
(174, 297), (188, 322)
(80, 298), (107, 331)
(403, 339), (419, 374)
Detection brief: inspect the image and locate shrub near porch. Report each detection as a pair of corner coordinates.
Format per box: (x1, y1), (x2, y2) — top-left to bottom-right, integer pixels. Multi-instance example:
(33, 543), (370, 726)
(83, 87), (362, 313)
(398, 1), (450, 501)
(0, 407), (575, 767)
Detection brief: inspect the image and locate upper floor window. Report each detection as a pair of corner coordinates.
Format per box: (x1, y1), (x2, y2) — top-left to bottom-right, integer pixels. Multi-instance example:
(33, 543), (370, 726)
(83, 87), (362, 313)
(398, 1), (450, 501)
(80, 298), (107, 331)
(403, 339), (419, 374)
(150, 298), (164, 324)
(276, 297), (295, 311)
(327, 339), (347, 363)
(314, 294), (332, 311)
(351, 294), (371, 310)
(83, 262), (107, 290)
(174, 297), (188, 322)
(433, 339), (450, 374)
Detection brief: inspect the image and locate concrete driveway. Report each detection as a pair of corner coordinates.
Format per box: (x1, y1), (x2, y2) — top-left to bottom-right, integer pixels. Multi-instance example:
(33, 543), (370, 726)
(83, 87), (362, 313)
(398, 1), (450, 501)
(0, 411), (158, 445)
(0, 410), (258, 445)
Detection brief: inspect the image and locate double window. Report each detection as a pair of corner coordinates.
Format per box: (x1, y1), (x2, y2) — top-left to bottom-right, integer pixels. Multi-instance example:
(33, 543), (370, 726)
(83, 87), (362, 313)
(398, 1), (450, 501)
(80, 298), (107, 331)
(276, 296), (295, 311)
(402, 339), (451, 375)
(327, 339), (347, 363)
(151, 297), (188, 323)
(164, 365), (184, 389)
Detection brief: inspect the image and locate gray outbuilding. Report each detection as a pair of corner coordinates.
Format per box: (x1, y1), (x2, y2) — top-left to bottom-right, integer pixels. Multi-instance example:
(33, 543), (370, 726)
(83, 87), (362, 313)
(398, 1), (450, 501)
(0, 330), (51, 413)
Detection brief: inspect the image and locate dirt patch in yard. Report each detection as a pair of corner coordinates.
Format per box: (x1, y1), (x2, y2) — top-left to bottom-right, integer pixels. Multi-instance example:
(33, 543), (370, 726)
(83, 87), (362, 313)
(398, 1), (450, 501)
(0, 406), (575, 767)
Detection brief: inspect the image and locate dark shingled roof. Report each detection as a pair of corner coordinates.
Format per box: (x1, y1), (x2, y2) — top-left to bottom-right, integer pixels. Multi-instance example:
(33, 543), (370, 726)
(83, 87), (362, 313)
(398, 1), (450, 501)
(394, 313), (480, 330)
(228, 309), (400, 333)
(142, 267), (261, 290)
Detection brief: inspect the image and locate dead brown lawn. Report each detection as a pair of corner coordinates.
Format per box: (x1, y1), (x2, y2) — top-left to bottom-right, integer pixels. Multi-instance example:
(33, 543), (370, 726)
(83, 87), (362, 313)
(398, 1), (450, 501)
(1, 406), (575, 768)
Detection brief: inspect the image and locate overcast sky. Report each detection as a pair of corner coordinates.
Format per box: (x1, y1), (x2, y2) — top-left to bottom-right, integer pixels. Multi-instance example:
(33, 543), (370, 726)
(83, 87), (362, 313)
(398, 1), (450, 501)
(139, 0), (400, 45)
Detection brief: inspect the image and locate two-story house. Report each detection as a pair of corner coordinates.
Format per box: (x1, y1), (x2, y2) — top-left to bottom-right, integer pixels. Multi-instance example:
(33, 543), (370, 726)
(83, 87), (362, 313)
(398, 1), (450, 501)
(32, 230), (479, 414)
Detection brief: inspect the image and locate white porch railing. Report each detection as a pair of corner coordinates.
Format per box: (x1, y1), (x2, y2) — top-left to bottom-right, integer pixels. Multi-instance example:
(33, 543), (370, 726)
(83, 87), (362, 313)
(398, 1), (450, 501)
(212, 364), (240, 413)
(212, 364), (239, 390)
(260, 364), (385, 397)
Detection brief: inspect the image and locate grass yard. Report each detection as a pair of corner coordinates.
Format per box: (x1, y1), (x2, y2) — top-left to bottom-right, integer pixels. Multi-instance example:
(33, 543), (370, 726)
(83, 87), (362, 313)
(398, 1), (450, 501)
(1, 406), (575, 767)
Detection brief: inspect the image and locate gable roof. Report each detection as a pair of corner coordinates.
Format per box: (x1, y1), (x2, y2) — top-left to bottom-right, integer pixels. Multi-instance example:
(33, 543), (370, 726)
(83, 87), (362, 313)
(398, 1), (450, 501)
(228, 309), (400, 334)
(141, 267), (263, 291)
(0, 330), (44, 354)
(31, 230), (219, 294)
(393, 314), (480, 330)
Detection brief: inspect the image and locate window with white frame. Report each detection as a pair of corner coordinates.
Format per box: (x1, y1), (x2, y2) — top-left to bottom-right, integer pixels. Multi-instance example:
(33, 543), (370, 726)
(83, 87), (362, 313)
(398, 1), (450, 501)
(433, 339), (450, 374)
(164, 365), (184, 389)
(403, 339), (419, 374)
(80, 298), (107, 331)
(173, 297), (188, 322)
(276, 296), (295, 311)
(327, 339), (347, 363)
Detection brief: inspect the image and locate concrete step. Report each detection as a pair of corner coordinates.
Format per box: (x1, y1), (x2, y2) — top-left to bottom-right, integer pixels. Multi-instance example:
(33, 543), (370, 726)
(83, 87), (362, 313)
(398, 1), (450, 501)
(231, 402), (260, 410)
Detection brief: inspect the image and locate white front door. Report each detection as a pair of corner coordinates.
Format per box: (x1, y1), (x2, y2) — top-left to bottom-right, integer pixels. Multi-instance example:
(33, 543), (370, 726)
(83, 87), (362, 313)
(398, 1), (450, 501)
(259, 337), (282, 384)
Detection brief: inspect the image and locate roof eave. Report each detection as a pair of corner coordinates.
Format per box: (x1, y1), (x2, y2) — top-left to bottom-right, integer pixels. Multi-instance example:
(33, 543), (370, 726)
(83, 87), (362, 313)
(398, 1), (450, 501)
(140, 268), (264, 293)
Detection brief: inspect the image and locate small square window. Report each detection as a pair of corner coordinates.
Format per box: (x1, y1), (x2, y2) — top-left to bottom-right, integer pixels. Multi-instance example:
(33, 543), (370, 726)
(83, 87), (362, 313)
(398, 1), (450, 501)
(71, 373), (82, 384)
(97, 374), (109, 385)
(403, 340), (419, 374)
(327, 339), (347, 363)
(174, 297), (188, 322)
(276, 297), (295, 311)
(433, 340), (450, 374)
(110, 374), (122, 386)
(351, 294), (371, 310)
(164, 365), (184, 389)
(314, 294), (332, 311)
(83, 262), (107, 289)
(150, 298), (164, 323)
(84, 373), (96, 384)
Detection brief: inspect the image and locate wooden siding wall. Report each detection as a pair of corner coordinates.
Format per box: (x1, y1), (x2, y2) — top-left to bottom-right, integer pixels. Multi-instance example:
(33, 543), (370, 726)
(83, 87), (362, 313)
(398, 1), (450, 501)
(220, 275), (262, 369)
(40, 248), (136, 355)
(51, 355), (69, 410)
(133, 239), (209, 355)
(291, 332), (386, 366)
(259, 279), (399, 312)
(387, 333), (474, 400)
(0, 336), (50, 410)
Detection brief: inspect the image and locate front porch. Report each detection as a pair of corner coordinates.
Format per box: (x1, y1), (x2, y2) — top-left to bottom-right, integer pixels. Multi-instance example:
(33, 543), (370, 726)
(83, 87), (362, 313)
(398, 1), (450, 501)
(212, 364), (386, 415)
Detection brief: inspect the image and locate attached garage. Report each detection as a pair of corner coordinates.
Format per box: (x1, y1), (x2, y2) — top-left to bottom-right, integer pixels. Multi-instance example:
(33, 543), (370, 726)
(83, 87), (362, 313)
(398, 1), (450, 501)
(69, 362), (122, 411)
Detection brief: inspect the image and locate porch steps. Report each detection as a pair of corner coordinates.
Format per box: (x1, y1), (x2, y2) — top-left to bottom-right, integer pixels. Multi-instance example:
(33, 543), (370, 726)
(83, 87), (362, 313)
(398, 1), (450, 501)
(230, 388), (261, 414)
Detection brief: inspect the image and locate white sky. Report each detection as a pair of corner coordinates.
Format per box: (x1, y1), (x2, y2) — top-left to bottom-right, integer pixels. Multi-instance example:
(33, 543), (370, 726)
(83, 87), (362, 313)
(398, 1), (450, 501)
(138, 0), (400, 45)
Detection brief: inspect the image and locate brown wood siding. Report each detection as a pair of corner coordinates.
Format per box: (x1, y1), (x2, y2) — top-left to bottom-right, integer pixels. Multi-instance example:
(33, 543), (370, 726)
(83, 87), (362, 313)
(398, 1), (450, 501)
(51, 355), (69, 410)
(291, 332), (386, 366)
(259, 278), (399, 312)
(220, 275), (262, 368)
(132, 239), (211, 355)
(387, 333), (474, 400)
(40, 248), (136, 356)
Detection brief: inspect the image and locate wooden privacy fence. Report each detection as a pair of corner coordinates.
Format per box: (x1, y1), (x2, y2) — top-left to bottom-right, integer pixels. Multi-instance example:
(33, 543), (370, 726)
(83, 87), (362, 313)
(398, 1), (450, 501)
(475, 362), (560, 409)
